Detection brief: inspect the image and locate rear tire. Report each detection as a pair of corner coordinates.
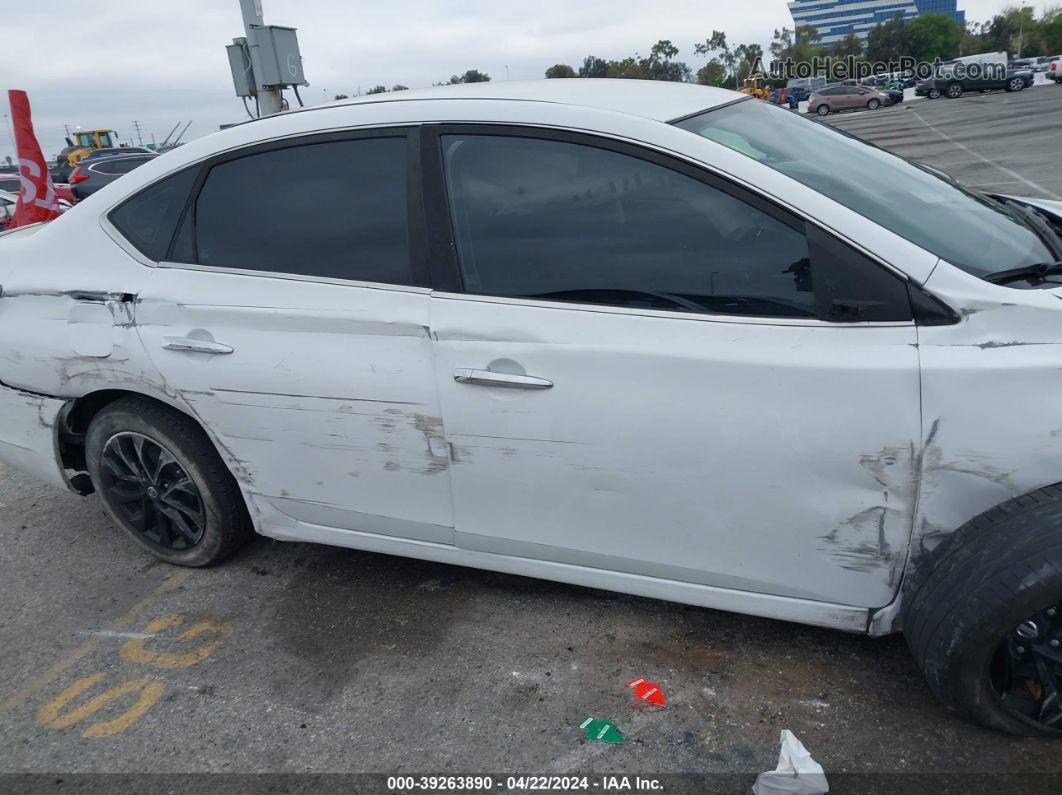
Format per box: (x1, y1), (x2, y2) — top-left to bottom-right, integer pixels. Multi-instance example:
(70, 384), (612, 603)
(903, 485), (1062, 736)
(85, 397), (253, 567)
(945, 82), (963, 99)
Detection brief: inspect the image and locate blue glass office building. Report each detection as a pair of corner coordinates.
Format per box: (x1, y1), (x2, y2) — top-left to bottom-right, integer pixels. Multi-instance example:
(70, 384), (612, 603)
(788, 0), (966, 44)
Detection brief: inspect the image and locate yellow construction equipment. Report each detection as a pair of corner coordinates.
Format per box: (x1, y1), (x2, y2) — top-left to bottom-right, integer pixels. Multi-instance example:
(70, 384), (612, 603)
(739, 74), (771, 100)
(55, 129), (119, 176)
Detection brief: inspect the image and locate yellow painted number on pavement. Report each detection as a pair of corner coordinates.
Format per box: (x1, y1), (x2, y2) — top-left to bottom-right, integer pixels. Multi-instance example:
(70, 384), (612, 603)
(36, 672), (164, 738)
(121, 613), (233, 668)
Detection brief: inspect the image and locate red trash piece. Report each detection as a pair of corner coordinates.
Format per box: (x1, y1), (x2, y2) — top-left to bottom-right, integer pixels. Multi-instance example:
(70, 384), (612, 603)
(627, 677), (667, 707)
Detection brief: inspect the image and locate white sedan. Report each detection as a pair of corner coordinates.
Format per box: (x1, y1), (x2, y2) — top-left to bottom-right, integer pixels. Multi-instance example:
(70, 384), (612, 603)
(2, 79), (1061, 736)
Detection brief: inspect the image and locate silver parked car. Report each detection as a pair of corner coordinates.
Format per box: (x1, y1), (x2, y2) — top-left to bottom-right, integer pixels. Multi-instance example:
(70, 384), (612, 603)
(808, 84), (890, 116)
(3, 80), (1062, 736)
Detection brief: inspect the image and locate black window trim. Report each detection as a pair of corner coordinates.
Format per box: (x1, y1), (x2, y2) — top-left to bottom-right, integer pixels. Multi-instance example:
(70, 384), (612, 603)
(108, 125), (431, 290)
(420, 122), (949, 325)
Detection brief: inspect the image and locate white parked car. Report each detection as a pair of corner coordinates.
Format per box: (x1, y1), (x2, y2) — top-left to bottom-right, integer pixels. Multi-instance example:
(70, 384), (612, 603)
(2, 80), (1061, 736)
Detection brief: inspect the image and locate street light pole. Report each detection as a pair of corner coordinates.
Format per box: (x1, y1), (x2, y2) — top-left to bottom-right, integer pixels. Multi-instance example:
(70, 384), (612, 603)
(238, 0), (283, 116)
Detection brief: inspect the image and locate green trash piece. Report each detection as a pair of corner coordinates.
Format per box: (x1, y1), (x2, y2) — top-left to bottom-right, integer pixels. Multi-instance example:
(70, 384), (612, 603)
(579, 716), (623, 744)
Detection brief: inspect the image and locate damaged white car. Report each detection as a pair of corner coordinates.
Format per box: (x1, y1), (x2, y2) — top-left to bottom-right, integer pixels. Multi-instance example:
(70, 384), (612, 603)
(2, 80), (1061, 736)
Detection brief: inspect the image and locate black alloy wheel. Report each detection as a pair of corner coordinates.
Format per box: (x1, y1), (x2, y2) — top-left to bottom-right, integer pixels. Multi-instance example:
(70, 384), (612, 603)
(991, 604), (1062, 731)
(98, 432), (206, 552)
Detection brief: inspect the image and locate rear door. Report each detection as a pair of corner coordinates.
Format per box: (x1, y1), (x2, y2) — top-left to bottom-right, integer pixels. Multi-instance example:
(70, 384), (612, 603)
(426, 128), (922, 608)
(124, 129), (454, 544)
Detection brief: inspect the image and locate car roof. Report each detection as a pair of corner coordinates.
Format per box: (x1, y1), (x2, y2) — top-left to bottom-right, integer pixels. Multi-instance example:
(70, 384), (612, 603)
(330, 79), (741, 123)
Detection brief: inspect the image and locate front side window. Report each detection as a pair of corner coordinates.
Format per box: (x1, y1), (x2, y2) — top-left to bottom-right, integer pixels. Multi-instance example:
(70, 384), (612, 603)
(185, 136), (411, 284)
(441, 134), (910, 321)
(676, 98), (1053, 279)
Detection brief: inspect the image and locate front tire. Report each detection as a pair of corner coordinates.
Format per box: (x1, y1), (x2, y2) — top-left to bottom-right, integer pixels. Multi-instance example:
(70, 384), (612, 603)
(928, 87), (942, 99)
(867, 98), (881, 110)
(85, 397), (253, 567)
(816, 104), (829, 116)
(1007, 77), (1026, 92)
(903, 485), (1062, 736)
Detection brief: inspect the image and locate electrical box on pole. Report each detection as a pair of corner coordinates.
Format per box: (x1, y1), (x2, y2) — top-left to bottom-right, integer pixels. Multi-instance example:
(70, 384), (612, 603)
(228, 0), (307, 116)
(226, 38), (256, 97)
(254, 26), (307, 88)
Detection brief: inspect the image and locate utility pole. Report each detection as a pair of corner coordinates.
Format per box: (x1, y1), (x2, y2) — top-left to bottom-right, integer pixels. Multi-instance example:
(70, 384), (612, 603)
(131, 120), (144, 147)
(238, 0), (284, 116)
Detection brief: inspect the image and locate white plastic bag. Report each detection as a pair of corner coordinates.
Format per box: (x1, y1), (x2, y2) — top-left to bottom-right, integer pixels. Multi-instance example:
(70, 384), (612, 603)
(751, 729), (829, 795)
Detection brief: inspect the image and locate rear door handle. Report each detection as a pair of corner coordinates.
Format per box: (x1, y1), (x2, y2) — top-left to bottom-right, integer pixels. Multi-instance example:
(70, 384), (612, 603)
(162, 337), (234, 355)
(453, 368), (553, 390)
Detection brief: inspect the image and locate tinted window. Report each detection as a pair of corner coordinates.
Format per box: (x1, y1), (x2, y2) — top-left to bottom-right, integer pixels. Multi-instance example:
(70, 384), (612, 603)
(95, 157), (152, 175)
(109, 166), (197, 261)
(188, 137), (410, 284)
(0, 178), (19, 192)
(678, 99), (1053, 280)
(443, 135), (907, 320)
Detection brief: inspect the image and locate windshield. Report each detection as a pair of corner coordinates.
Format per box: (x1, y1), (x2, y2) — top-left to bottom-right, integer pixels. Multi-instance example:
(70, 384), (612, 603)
(674, 99), (1052, 279)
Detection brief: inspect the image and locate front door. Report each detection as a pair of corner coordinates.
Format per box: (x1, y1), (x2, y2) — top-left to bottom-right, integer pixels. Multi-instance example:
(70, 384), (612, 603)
(135, 131), (454, 543)
(428, 129), (921, 607)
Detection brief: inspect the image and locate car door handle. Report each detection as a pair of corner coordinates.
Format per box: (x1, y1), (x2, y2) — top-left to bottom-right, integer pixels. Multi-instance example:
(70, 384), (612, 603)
(453, 368), (553, 390)
(162, 337), (234, 355)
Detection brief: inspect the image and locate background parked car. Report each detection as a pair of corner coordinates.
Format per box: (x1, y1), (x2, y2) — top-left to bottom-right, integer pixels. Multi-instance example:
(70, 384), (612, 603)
(807, 84), (889, 116)
(69, 153), (157, 201)
(0, 173), (74, 204)
(882, 87), (904, 106)
(1048, 57), (1062, 82)
(785, 76), (826, 103)
(915, 77), (940, 98)
(929, 64), (1032, 98)
(0, 189), (14, 229)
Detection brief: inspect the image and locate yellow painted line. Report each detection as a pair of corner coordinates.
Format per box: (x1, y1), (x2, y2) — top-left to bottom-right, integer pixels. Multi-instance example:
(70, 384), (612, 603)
(0, 568), (194, 715)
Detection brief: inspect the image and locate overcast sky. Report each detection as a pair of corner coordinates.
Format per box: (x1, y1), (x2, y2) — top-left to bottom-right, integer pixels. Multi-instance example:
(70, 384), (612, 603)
(2, 0), (1015, 161)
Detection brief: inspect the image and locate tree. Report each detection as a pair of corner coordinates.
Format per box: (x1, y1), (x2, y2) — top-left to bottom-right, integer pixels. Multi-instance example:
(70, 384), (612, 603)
(545, 63), (577, 78)
(391, 84), (409, 92)
(733, 43), (765, 81)
(695, 31), (736, 80)
(365, 85), (388, 95)
(446, 69), (491, 84)
(695, 61), (728, 87)
(641, 39), (692, 81)
(333, 93), (349, 100)
(1045, 10), (1062, 54)
(830, 32), (864, 59)
(578, 56), (611, 78)
(909, 13), (963, 62)
(866, 14), (912, 63)
(769, 27), (794, 60)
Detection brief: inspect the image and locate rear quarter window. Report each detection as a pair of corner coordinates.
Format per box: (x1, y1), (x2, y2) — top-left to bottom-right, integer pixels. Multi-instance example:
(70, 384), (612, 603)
(108, 167), (197, 261)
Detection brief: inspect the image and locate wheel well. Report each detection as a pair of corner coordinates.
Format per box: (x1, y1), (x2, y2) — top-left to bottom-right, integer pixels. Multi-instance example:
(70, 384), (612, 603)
(59, 390), (195, 495)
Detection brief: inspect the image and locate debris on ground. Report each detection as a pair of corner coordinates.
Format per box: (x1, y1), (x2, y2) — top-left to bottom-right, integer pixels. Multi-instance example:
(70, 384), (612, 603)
(578, 716), (624, 744)
(627, 676), (667, 707)
(751, 729), (829, 795)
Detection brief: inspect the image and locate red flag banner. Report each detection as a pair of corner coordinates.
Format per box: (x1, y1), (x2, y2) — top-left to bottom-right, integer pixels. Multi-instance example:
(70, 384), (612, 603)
(7, 90), (61, 229)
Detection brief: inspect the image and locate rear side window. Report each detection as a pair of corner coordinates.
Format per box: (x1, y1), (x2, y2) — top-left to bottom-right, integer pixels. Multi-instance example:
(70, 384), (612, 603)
(95, 157), (151, 175)
(109, 167), (197, 261)
(440, 134), (912, 322)
(184, 137), (411, 284)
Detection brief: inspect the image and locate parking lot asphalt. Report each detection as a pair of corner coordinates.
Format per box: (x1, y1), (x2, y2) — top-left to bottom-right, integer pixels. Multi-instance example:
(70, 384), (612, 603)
(823, 79), (1062, 200)
(4, 85), (1062, 793)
